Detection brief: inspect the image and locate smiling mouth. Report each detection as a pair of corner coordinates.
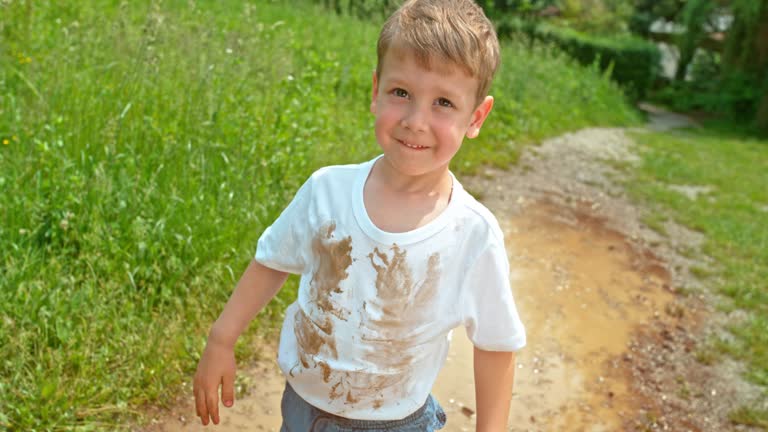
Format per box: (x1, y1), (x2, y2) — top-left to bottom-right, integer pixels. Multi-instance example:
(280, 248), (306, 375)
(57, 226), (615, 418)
(397, 139), (428, 150)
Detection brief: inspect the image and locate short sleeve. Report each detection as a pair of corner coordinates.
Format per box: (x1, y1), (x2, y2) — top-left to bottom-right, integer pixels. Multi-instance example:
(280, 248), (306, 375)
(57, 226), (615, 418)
(254, 177), (313, 274)
(460, 238), (526, 352)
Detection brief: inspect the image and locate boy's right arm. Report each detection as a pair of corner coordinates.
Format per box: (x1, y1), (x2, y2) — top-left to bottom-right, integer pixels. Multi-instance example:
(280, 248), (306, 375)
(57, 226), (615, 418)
(193, 259), (289, 426)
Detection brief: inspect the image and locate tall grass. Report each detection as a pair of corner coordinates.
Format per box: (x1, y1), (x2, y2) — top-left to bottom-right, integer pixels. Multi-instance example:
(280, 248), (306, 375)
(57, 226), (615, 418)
(0, 1), (638, 429)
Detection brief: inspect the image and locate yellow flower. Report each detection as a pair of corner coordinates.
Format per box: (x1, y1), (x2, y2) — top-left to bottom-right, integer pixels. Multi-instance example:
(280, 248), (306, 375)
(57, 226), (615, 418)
(2, 139), (8, 145)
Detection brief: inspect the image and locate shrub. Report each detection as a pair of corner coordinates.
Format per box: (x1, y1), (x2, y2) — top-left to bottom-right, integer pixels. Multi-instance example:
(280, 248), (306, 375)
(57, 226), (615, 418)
(497, 17), (661, 99)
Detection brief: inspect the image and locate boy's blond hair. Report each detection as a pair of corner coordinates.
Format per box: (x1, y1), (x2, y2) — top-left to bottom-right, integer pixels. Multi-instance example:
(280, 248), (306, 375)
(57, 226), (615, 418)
(376, 0), (500, 105)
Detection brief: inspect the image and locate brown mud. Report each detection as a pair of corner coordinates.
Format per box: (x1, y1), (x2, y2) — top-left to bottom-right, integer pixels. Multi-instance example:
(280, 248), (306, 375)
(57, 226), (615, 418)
(144, 119), (762, 431)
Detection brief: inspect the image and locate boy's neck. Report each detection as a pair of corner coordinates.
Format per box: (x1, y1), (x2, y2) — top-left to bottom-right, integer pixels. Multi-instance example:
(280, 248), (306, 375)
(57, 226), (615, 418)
(363, 156), (455, 233)
(373, 156), (452, 197)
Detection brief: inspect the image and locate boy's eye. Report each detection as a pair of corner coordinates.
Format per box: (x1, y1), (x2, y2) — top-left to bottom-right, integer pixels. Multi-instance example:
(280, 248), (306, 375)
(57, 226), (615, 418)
(392, 88), (408, 98)
(436, 98), (454, 108)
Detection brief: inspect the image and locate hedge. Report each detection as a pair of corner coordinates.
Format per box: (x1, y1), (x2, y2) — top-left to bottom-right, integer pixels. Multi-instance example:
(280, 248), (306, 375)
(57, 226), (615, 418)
(497, 17), (661, 100)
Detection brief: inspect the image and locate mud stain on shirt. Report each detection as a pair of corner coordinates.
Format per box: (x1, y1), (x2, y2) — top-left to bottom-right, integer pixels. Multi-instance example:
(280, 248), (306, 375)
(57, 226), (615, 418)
(318, 361), (332, 383)
(293, 222), (352, 383)
(296, 233), (444, 410)
(326, 370), (411, 408)
(323, 245), (443, 406)
(369, 245), (413, 303)
(295, 309), (338, 369)
(310, 222), (353, 321)
(415, 253), (440, 306)
(367, 245), (441, 330)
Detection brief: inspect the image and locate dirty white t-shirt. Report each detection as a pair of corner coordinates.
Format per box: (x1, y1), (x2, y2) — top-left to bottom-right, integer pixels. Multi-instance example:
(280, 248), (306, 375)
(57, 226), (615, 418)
(255, 156), (526, 421)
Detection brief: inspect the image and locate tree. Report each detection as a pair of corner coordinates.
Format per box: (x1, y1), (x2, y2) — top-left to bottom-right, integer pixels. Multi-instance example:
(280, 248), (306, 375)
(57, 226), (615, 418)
(723, 0), (768, 132)
(629, 0), (687, 37)
(676, 0), (715, 81)
(630, 0), (767, 132)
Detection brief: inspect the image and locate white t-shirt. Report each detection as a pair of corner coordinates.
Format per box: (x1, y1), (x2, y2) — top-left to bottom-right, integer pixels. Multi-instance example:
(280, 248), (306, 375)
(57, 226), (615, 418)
(255, 156), (526, 421)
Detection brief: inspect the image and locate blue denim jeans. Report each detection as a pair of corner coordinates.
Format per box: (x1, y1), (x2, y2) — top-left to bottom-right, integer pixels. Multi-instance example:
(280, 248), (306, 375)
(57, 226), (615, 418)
(279, 382), (447, 431)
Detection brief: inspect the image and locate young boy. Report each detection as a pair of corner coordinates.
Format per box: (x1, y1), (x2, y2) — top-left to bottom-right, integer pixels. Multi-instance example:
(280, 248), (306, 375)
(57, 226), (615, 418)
(193, 0), (526, 430)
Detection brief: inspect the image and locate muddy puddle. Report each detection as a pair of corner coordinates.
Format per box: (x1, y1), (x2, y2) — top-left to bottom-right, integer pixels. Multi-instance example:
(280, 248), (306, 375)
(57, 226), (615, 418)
(148, 197), (677, 432)
(503, 199), (675, 432)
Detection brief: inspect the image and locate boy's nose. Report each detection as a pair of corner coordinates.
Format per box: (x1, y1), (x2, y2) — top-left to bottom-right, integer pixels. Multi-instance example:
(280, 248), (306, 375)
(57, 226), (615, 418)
(400, 105), (428, 132)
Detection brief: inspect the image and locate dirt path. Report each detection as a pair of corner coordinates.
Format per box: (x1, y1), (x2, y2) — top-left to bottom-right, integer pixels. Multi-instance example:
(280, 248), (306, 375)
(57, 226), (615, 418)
(145, 118), (762, 431)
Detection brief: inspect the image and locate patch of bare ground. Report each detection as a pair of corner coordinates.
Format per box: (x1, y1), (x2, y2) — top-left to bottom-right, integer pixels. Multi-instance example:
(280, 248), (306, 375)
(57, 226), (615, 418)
(463, 126), (763, 431)
(141, 335), (285, 432)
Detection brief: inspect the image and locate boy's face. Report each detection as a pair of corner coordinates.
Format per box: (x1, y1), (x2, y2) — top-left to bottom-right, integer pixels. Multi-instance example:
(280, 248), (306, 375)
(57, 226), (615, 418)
(370, 48), (494, 178)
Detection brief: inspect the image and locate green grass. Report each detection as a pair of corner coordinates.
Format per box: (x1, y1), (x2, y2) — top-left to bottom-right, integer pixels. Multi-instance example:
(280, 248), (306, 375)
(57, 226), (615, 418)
(627, 126), (768, 424)
(0, 1), (638, 430)
(730, 406), (768, 429)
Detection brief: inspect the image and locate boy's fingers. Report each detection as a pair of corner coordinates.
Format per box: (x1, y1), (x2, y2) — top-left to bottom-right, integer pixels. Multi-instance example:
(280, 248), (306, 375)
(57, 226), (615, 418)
(221, 372), (235, 408)
(206, 392), (220, 425)
(193, 386), (200, 418)
(194, 387), (209, 425)
(192, 380), (200, 417)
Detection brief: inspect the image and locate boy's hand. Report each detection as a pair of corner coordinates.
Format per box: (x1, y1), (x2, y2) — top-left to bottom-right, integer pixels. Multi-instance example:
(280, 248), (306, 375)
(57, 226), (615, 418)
(193, 339), (236, 425)
(191, 260), (288, 425)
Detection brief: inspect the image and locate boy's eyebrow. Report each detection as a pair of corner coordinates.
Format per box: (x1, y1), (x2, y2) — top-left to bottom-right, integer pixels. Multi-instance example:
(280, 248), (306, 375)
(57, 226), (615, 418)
(384, 76), (468, 103)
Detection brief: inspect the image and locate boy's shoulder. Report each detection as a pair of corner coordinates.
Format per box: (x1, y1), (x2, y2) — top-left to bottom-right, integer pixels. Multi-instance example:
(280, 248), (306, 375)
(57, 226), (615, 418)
(453, 182), (505, 245)
(306, 161), (367, 183)
(293, 162), (366, 198)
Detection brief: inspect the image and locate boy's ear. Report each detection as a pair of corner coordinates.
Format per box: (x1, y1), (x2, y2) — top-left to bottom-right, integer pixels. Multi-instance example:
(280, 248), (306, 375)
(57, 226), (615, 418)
(370, 71), (379, 114)
(466, 96), (494, 139)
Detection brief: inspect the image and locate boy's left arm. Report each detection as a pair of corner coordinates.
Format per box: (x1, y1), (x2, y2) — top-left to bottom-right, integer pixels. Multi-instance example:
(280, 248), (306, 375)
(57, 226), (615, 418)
(474, 347), (516, 431)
